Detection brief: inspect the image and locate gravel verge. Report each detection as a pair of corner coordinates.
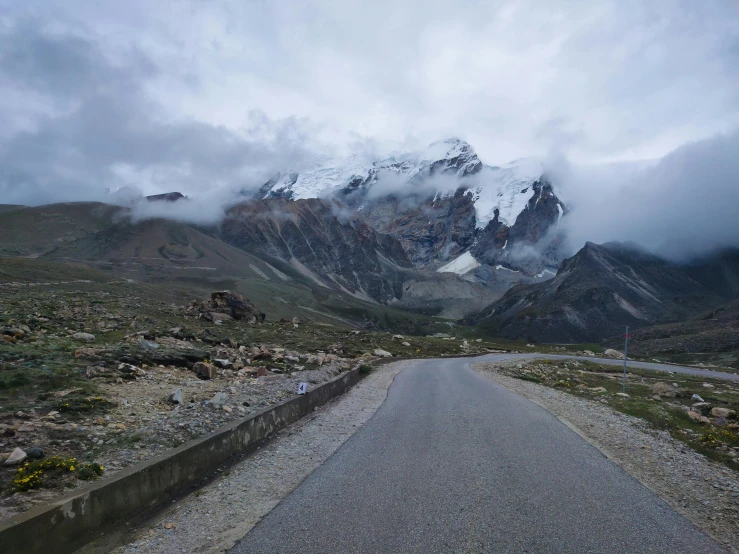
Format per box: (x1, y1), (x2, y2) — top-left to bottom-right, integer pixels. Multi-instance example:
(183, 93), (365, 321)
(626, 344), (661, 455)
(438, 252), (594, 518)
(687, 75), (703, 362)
(473, 360), (739, 553)
(103, 359), (415, 554)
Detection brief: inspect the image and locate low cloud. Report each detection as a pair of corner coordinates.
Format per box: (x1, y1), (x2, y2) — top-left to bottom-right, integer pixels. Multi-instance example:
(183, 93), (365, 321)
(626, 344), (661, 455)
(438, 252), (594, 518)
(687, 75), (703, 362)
(550, 130), (739, 260)
(0, 19), (321, 206)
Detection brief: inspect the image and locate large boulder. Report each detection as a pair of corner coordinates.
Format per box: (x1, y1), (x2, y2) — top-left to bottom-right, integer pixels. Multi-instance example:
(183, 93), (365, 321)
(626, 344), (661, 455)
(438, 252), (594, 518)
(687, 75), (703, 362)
(193, 362), (217, 380)
(651, 382), (677, 398)
(198, 291), (265, 323)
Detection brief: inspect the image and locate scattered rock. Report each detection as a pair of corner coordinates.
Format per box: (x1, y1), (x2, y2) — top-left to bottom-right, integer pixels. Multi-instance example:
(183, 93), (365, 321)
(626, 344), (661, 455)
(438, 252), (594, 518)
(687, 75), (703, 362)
(691, 394), (705, 402)
(26, 447), (44, 460)
(72, 332), (96, 343)
(213, 359), (232, 369)
(256, 367), (274, 377)
(711, 407), (735, 418)
(169, 388), (183, 404)
(193, 362), (217, 380)
(614, 392), (630, 398)
(651, 382), (677, 397)
(604, 348), (625, 359)
(4, 447), (27, 466)
(702, 383), (716, 389)
(138, 337), (160, 350)
(206, 312), (232, 323)
(687, 410), (711, 424)
(209, 392), (228, 406)
(402, 341), (411, 347)
(373, 349), (392, 358)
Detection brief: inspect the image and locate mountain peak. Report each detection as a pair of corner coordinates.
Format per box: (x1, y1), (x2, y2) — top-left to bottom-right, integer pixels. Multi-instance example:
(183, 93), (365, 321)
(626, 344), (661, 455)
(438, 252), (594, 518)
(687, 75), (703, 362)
(146, 192), (187, 202)
(421, 138), (477, 163)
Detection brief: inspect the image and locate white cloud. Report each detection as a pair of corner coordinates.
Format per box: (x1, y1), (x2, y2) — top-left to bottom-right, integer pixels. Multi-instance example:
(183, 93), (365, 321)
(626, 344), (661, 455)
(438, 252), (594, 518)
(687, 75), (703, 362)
(1, 0), (738, 204)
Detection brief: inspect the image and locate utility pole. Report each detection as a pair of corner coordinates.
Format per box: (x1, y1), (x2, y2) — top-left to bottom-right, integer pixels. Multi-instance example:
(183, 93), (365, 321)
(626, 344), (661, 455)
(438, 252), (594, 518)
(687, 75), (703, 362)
(622, 326), (629, 393)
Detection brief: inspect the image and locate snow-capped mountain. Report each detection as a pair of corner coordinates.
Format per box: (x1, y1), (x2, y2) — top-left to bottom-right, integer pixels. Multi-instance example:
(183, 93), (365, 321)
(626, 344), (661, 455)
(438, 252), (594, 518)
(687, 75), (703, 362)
(260, 138), (568, 281)
(261, 138), (561, 231)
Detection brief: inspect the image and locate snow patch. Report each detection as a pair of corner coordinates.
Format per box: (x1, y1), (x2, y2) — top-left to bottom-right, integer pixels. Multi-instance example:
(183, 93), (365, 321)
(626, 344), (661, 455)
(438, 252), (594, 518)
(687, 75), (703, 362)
(495, 265), (520, 273)
(437, 251), (480, 275)
(471, 159), (544, 228)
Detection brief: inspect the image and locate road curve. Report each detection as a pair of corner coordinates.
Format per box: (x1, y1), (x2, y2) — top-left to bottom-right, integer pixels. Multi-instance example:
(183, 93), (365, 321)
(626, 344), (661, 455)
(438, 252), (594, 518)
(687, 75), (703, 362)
(231, 356), (723, 553)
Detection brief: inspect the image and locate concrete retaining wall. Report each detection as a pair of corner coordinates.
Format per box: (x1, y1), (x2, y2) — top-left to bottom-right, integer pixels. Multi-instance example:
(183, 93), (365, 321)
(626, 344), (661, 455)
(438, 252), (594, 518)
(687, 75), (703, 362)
(0, 367), (365, 554)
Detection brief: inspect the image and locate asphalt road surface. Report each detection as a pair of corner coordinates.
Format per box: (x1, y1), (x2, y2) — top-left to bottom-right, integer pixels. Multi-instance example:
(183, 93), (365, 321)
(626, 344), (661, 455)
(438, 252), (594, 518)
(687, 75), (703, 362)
(231, 355), (725, 553)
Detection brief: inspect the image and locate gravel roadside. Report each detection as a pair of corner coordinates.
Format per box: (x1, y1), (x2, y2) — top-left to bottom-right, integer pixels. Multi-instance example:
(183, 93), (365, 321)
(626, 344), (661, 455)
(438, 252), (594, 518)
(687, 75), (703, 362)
(473, 360), (739, 553)
(104, 359), (416, 554)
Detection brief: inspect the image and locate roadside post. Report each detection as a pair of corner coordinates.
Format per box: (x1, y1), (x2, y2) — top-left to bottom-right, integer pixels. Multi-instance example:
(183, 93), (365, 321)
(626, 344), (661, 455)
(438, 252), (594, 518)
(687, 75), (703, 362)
(622, 326), (629, 393)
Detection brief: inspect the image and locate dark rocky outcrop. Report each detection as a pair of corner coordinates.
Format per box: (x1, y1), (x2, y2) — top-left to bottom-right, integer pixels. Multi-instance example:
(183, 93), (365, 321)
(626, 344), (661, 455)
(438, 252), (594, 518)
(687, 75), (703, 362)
(465, 242), (727, 343)
(197, 291), (265, 323)
(145, 192), (187, 202)
(357, 188), (477, 268)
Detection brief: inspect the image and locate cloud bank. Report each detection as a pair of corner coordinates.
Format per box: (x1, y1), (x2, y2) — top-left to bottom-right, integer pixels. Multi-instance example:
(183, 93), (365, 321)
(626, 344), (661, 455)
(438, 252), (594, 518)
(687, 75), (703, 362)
(0, 18), (323, 206)
(551, 130), (739, 260)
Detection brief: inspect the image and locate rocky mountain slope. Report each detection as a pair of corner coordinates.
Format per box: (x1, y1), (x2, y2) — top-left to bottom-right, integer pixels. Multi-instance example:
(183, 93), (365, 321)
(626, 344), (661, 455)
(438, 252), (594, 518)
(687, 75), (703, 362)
(0, 201), (496, 323)
(219, 198), (411, 303)
(261, 138), (567, 277)
(612, 298), (739, 369)
(465, 242), (737, 343)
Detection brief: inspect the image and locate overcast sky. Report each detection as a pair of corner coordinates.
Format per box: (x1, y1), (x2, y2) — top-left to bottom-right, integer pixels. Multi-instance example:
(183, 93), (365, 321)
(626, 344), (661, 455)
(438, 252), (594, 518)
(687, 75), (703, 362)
(1, 0), (738, 204)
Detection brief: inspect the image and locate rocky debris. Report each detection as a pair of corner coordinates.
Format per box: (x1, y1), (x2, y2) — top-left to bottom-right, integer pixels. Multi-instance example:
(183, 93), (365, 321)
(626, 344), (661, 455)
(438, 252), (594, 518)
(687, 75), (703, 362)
(72, 332), (96, 343)
(614, 392), (630, 399)
(3, 447), (27, 466)
(192, 362), (217, 380)
(651, 382), (678, 397)
(702, 383), (716, 389)
(169, 389), (183, 405)
(213, 359), (232, 369)
(402, 341), (411, 347)
(604, 348), (625, 359)
(373, 349), (392, 358)
(691, 394), (705, 402)
(192, 291), (265, 324)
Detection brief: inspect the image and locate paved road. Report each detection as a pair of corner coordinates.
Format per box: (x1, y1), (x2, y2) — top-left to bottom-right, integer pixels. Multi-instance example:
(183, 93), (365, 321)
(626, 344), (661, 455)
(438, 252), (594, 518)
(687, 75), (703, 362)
(232, 355), (724, 553)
